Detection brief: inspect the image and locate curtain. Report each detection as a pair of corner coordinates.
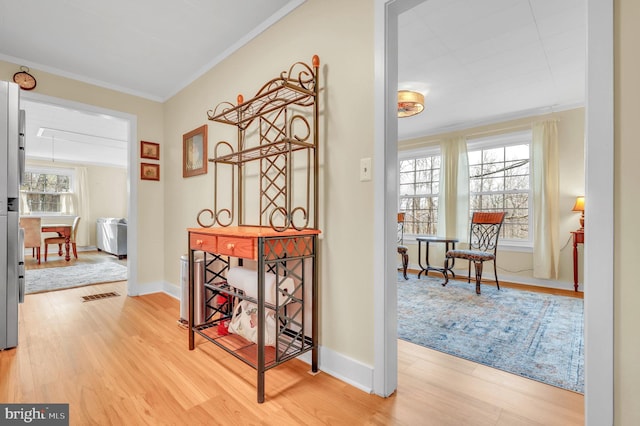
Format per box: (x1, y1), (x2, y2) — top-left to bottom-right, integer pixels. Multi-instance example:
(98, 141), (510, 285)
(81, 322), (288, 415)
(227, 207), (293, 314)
(19, 192), (30, 214)
(74, 167), (91, 246)
(59, 193), (75, 215)
(532, 120), (560, 279)
(438, 137), (469, 242)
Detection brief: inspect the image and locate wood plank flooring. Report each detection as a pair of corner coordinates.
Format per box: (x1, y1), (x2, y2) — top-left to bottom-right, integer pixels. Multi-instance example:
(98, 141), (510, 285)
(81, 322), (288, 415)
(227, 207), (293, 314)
(2, 257), (584, 425)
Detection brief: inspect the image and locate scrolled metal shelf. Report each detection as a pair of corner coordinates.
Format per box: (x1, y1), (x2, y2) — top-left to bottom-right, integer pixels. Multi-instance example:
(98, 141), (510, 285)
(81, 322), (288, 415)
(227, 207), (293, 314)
(208, 138), (315, 166)
(206, 58), (317, 129)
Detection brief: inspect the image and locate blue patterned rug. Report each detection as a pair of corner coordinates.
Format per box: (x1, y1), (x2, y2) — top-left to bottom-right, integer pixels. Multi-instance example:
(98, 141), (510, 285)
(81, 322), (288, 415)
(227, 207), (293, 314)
(398, 273), (584, 393)
(25, 262), (128, 294)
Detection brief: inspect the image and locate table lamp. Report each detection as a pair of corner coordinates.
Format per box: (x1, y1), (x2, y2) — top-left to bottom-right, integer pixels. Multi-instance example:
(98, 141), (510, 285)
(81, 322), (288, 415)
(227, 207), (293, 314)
(572, 196), (585, 230)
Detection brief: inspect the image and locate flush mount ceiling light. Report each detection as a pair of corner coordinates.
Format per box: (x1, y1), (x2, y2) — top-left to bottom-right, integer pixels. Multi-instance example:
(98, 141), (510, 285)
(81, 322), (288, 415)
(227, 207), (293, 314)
(397, 90), (425, 118)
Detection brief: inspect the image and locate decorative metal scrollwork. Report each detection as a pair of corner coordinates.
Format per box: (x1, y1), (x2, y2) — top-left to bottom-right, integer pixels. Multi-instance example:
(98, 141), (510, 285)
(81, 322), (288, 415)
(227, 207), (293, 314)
(196, 208), (233, 228)
(268, 206), (309, 232)
(201, 56), (319, 233)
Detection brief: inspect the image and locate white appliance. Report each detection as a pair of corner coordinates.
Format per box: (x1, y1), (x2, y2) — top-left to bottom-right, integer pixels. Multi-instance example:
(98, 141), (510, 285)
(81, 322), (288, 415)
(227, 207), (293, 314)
(1, 81), (26, 350)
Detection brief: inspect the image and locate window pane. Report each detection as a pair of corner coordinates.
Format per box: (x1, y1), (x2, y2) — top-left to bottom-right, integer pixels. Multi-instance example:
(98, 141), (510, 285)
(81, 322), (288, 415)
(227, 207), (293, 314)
(399, 152), (440, 235)
(20, 170), (73, 214)
(505, 144), (529, 161)
(468, 136), (531, 241)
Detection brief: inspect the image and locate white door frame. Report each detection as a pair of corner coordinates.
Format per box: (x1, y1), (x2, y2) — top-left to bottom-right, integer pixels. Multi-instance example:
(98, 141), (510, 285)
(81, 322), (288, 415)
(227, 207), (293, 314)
(22, 92), (139, 296)
(373, 0), (614, 424)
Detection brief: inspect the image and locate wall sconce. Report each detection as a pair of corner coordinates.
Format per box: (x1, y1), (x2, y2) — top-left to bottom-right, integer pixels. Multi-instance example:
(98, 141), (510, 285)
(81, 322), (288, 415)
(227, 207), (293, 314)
(397, 90), (425, 118)
(572, 196), (585, 230)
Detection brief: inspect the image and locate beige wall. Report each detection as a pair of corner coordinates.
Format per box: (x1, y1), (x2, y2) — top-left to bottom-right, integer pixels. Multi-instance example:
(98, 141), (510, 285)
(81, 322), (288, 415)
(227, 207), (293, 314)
(398, 108), (585, 289)
(24, 159), (127, 247)
(162, 0), (375, 364)
(615, 0), (640, 423)
(0, 59), (165, 286)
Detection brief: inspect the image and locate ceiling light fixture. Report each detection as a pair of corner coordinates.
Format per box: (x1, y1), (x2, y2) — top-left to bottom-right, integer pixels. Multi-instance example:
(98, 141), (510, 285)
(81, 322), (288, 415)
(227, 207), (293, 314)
(397, 90), (425, 118)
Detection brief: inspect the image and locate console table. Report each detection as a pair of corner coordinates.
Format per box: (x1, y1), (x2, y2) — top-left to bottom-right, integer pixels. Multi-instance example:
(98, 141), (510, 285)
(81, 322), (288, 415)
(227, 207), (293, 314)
(571, 229), (584, 291)
(416, 236), (459, 279)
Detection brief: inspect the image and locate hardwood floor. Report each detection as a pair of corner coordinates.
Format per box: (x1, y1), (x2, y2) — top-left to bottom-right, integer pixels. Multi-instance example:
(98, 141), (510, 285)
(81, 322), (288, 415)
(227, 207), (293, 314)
(1, 269), (584, 425)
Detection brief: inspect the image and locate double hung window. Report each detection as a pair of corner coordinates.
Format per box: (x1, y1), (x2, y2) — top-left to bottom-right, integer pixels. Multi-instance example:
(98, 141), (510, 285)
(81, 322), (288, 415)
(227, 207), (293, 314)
(20, 167), (75, 215)
(467, 130), (532, 244)
(398, 149), (441, 235)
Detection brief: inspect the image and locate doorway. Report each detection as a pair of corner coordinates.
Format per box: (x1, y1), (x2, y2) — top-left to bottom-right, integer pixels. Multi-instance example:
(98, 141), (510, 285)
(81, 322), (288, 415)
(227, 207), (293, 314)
(20, 91), (139, 296)
(373, 0), (613, 422)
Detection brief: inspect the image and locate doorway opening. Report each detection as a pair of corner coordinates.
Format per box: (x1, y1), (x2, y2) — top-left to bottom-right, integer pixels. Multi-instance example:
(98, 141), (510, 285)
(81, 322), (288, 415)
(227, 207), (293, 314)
(20, 92), (138, 296)
(374, 0), (613, 422)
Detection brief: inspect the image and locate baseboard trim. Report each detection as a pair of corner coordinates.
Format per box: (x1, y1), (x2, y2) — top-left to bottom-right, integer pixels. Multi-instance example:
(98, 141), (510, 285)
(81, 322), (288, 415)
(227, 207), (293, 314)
(296, 347), (374, 394)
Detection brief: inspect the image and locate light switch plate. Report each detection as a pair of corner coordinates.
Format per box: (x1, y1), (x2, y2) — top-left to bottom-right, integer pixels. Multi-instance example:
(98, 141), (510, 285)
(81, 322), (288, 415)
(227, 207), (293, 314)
(360, 157), (372, 181)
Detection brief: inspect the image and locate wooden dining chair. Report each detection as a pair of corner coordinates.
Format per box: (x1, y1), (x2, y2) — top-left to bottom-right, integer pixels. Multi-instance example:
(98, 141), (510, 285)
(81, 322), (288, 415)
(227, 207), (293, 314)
(443, 211), (506, 294)
(397, 212), (409, 280)
(44, 216), (81, 261)
(19, 217), (42, 264)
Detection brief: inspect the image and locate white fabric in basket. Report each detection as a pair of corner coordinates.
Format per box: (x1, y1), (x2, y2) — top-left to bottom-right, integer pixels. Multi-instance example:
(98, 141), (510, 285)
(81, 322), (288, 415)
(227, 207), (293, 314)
(227, 266), (295, 305)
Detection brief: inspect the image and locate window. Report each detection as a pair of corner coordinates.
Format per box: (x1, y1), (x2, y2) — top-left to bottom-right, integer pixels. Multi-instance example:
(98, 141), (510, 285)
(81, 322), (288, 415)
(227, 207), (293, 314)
(20, 168), (75, 215)
(467, 131), (532, 243)
(398, 149), (441, 235)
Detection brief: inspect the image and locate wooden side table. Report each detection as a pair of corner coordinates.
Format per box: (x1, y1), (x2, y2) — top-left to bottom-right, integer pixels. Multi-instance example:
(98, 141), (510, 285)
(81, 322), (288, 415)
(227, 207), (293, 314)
(571, 230), (584, 291)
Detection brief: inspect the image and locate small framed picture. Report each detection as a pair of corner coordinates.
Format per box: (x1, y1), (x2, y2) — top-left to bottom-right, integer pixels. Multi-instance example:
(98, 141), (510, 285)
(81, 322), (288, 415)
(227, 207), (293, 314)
(141, 163), (160, 181)
(183, 125), (208, 177)
(140, 140), (160, 160)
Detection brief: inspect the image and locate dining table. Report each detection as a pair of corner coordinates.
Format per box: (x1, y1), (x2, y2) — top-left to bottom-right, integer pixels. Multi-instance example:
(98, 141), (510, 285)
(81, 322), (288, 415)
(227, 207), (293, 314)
(41, 223), (73, 261)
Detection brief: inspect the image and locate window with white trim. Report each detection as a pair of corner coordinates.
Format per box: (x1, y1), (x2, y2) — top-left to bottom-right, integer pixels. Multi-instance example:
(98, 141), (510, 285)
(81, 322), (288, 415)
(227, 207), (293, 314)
(467, 130), (532, 244)
(398, 148), (441, 235)
(20, 167), (75, 215)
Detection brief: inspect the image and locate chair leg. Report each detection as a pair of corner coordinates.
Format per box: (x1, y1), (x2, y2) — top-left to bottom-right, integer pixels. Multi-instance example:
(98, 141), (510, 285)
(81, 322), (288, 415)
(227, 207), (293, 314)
(45, 244), (48, 262)
(72, 243), (78, 259)
(473, 261), (484, 295)
(36, 247), (41, 265)
(401, 252), (408, 280)
(493, 260), (500, 290)
(57, 243), (63, 256)
(467, 260), (472, 284)
(442, 257), (450, 287)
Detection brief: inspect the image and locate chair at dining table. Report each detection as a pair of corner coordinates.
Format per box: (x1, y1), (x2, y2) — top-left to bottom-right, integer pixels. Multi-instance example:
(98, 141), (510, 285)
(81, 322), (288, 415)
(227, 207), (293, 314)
(44, 216), (81, 261)
(19, 217), (42, 264)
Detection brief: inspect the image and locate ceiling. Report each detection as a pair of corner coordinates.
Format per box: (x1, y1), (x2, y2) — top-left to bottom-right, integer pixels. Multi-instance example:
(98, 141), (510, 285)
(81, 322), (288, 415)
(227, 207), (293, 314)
(0, 0), (585, 165)
(398, 0), (586, 140)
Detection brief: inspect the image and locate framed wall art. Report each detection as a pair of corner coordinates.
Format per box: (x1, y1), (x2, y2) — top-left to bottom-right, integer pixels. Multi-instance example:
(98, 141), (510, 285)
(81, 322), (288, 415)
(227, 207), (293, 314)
(141, 163), (160, 181)
(140, 140), (160, 160)
(183, 125), (208, 177)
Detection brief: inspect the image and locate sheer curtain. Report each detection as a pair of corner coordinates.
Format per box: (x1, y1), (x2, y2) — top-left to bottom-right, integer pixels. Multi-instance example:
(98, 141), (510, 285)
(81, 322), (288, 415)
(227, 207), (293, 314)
(532, 120), (560, 279)
(74, 167), (90, 246)
(438, 136), (469, 241)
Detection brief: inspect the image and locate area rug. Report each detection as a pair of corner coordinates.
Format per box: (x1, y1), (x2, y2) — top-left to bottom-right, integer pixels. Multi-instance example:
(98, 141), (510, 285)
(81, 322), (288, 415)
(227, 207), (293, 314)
(25, 263), (128, 294)
(398, 273), (584, 393)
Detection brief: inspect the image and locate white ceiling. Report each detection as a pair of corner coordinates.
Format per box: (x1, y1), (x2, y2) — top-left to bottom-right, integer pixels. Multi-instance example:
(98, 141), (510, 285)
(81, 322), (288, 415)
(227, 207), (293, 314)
(398, 0), (585, 139)
(0, 0), (585, 165)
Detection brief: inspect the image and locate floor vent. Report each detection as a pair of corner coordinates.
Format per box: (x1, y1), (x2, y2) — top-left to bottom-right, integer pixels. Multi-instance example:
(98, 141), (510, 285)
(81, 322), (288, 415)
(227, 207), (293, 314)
(82, 292), (120, 302)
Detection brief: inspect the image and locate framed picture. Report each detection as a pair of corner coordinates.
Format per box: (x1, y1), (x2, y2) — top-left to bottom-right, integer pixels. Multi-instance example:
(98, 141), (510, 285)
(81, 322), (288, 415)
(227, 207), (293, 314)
(183, 125), (208, 177)
(141, 163), (160, 181)
(140, 140), (160, 160)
